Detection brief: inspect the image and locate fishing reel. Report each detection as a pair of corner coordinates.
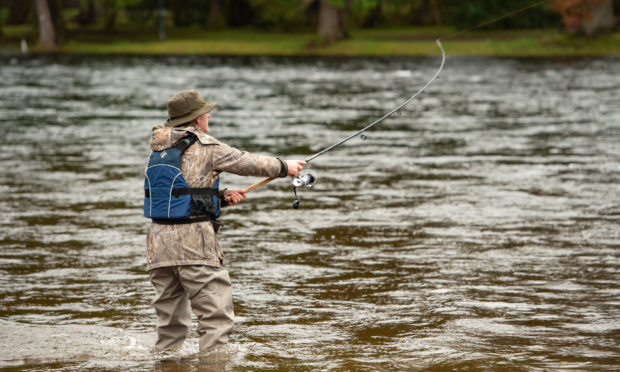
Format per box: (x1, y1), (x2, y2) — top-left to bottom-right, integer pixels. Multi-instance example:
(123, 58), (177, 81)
(291, 170), (317, 209)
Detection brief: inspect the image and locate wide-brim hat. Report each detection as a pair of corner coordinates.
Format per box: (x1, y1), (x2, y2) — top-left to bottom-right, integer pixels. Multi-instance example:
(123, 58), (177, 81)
(164, 90), (216, 127)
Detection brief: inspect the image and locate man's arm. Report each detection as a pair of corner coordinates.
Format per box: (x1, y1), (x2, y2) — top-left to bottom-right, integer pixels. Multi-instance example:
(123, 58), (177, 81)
(213, 141), (304, 179)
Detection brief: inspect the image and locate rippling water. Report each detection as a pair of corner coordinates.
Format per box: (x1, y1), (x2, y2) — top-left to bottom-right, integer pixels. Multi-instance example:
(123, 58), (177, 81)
(1, 52), (619, 371)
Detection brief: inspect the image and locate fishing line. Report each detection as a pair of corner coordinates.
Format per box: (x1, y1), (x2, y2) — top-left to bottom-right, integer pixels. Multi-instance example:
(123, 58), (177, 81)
(304, 0), (548, 165)
(439, 0), (548, 41)
(240, 0), (549, 207)
(305, 39), (445, 164)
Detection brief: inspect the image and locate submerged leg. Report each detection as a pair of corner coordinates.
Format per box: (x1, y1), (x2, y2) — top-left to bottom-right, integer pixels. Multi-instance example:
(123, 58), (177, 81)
(149, 266), (192, 351)
(178, 265), (235, 352)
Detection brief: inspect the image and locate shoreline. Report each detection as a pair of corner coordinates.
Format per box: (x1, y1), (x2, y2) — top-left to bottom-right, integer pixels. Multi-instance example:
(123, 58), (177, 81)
(2, 27), (619, 57)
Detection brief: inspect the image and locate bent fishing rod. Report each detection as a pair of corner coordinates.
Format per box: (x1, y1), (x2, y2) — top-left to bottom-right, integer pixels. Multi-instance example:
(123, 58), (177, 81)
(239, 39), (444, 209)
(237, 0), (547, 208)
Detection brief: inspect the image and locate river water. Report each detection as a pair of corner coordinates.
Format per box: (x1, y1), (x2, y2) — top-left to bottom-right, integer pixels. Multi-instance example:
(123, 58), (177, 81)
(0, 52), (619, 371)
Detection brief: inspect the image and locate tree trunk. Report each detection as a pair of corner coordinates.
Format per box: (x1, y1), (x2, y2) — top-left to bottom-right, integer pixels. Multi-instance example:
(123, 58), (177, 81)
(207, 0), (227, 30)
(48, 0), (65, 43)
(318, 0), (345, 44)
(581, 0), (615, 36)
(35, 0), (56, 49)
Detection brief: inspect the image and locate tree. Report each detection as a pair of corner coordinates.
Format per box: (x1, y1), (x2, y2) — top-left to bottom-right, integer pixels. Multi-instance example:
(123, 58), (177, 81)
(551, 0), (615, 36)
(318, 0), (346, 44)
(35, 0), (56, 49)
(48, 0), (66, 43)
(248, 0), (308, 30)
(89, 0), (154, 31)
(444, 0), (559, 30)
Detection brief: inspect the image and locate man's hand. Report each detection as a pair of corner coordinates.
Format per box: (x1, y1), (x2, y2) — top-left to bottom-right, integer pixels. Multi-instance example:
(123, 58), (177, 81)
(286, 160), (306, 178)
(223, 190), (246, 206)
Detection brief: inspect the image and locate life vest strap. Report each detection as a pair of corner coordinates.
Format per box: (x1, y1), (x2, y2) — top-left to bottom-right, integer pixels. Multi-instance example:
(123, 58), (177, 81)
(151, 217), (221, 232)
(145, 188), (217, 198)
(151, 216), (213, 225)
(175, 133), (199, 152)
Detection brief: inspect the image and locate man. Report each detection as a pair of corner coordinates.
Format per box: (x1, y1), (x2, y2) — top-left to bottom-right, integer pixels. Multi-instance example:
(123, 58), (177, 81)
(145, 90), (304, 354)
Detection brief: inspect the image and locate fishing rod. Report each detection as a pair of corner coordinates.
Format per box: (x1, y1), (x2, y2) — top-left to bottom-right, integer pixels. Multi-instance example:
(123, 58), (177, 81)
(285, 38), (445, 208)
(239, 0), (547, 208)
(239, 40), (444, 209)
(304, 38), (445, 165)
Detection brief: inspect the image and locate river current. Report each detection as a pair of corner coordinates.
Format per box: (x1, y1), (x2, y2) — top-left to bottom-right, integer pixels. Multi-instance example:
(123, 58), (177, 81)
(0, 52), (619, 371)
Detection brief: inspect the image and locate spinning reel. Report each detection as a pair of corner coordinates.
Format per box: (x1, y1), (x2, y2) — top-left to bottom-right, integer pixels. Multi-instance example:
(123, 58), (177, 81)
(291, 170), (317, 209)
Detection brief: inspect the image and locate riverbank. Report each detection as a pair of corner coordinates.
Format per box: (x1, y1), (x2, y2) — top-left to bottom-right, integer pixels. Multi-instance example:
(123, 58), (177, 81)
(2, 26), (619, 57)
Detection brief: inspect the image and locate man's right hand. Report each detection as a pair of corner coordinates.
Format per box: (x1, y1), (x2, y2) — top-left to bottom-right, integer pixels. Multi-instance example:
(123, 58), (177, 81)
(286, 160), (306, 178)
(223, 189), (246, 206)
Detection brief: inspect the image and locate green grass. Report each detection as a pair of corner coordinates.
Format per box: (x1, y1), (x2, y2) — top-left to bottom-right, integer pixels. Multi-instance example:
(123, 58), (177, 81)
(58, 38), (312, 55)
(2, 24), (33, 39)
(2, 24), (619, 57)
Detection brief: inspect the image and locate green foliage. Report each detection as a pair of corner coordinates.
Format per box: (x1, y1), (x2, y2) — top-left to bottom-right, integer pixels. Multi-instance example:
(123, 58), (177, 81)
(248, 0), (309, 30)
(2, 0), (609, 34)
(443, 0), (561, 30)
(0, 7), (8, 25)
(168, 0), (208, 27)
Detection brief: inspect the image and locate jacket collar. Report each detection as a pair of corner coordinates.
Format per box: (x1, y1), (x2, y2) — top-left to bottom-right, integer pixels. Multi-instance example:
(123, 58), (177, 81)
(150, 124), (218, 151)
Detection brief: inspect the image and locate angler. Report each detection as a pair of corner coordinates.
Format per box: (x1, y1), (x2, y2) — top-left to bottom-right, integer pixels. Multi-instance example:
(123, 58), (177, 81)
(143, 4), (546, 355)
(143, 90), (305, 354)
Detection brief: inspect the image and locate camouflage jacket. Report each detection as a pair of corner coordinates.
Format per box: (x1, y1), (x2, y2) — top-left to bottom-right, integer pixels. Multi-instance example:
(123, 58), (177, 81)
(146, 124), (285, 270)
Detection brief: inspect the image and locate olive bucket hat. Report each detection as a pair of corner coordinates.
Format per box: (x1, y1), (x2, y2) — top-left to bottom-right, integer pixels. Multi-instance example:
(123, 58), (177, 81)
(164, 90), (216, 127)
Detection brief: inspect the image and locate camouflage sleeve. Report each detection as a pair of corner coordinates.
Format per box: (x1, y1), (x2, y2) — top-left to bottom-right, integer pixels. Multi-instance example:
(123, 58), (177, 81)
(213, 141), (285, 178)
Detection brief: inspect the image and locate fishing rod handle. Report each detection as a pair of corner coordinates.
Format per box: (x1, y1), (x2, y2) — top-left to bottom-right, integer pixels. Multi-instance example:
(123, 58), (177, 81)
(224, 177), (275, 204)
(243, 177), (276, 193)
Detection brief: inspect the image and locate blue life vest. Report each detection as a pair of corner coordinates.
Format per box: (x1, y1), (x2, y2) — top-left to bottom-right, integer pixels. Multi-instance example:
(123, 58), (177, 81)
(144, 134), (221, 224)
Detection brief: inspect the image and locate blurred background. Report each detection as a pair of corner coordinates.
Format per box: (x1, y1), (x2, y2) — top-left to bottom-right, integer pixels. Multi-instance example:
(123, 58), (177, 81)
(1, 0), (619, 55)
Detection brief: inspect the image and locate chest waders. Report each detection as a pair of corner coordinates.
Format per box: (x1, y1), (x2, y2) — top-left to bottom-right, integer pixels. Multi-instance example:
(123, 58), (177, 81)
(144, 133), (223, 226)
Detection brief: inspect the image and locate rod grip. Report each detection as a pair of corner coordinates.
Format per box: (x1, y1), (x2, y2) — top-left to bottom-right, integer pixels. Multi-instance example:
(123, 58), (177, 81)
(243, 177), (276, 193)
(225, 177), (277, 204)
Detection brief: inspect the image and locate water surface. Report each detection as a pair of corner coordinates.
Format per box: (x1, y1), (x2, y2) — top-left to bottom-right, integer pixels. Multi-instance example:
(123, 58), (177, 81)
(0, 53), (619, 371)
